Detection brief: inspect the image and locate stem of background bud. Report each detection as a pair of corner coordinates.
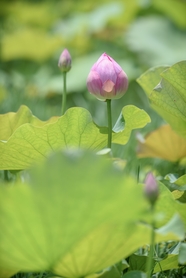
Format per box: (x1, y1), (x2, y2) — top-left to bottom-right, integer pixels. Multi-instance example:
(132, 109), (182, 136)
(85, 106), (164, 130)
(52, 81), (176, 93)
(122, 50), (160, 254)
(146, 204), (156, 278)
(137, 164), (140, 183)
(106, 99), (112, 149)
(61, 72), (67, 115)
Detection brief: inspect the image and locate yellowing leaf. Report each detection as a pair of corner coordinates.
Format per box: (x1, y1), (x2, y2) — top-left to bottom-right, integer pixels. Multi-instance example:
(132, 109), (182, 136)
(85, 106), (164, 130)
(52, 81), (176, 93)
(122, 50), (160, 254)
(137, 125), (186, 162)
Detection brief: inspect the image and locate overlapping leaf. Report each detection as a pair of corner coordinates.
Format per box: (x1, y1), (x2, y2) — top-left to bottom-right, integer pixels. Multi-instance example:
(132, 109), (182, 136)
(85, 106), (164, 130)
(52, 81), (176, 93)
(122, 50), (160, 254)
(113, 105), (150, 144)
(137, 61), (186, 138)
(0, 105), (58, 141)
(155, 182), (186, 229)
(154, 255), (179, 273)
(137, 124), (186, 162)
(174, 174), (186, 187)
(0, 105), (150, 170)
(0, 151), (184, 278)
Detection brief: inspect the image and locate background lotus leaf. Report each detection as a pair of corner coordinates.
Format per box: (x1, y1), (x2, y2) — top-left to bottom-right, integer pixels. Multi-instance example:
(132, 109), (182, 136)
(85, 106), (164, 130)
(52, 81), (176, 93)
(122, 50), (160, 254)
(137, 124), (186, 162)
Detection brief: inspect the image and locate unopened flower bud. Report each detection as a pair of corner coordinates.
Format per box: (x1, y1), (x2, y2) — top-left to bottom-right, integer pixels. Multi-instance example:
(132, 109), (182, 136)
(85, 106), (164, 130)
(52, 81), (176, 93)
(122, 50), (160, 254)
(58, 49), (71, 72)
(86, 53), (128, 101)
(144, 172), (159, 205)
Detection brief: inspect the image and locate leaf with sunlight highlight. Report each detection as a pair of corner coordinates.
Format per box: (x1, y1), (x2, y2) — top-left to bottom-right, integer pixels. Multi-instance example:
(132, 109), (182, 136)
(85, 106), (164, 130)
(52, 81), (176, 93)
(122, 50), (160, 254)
(0, 151), (184, 278)
(0, 105), (150, 170)
(137, 61), (186, 138)
(0, 105), (58, 141)
(137, 124), (186, 162)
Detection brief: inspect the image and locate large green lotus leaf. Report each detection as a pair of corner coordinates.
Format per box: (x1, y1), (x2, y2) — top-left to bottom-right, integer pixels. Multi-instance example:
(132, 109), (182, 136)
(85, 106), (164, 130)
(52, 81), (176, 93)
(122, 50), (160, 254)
(0, 151), (184, 278)
(0, 269), (18, 278)
(0, 105), (58, 141)
(0, 150), (147, 276)
(137, 61), (186, 138)
(113, 105), (151, 144)
(0, 105), (150, 170)
(85, 260), (129, 278)
(137, 66), (169, 97)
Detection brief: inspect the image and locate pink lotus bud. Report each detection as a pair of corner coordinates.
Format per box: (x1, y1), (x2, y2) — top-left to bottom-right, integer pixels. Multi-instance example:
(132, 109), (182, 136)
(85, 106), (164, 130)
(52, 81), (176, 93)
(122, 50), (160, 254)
(58, 49), (71, 72)
(86, 53), (128, 101)
(144, 172), (159, 205)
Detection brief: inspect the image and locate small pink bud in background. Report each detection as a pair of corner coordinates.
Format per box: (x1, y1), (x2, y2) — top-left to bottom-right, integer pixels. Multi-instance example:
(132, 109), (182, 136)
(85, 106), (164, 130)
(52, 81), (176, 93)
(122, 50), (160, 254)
(58, 49), (71, 72)
(87, 53), (128, 101)
(144, 172), (159, 205)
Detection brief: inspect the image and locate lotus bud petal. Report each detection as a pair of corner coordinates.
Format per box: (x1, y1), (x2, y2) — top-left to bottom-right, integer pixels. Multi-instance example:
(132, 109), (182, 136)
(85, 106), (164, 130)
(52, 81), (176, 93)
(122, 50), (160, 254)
(87, 53), (128, 101)
(58, 49), (71, 72)
(144, 172), (159, 205)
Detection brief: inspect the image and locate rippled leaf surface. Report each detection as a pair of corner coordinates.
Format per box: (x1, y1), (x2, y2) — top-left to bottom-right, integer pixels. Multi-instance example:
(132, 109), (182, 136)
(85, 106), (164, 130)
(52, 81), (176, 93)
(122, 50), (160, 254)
(137, 61), (186, 138)
(0, 105), (150, 170)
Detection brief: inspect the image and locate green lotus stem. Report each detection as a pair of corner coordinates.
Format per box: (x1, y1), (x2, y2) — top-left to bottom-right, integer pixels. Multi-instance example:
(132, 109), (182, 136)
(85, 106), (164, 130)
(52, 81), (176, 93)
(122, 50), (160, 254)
(4, 170), (9, 182)
(137, 164), (140, 183)
(62, 72), (67, 115)
(146, 204), (156, 278)
(106, 99), (112, 149)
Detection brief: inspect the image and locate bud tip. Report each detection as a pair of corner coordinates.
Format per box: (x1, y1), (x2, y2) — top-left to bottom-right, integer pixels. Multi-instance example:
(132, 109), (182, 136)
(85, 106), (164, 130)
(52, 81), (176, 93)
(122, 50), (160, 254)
(144, 172), (159, 205)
